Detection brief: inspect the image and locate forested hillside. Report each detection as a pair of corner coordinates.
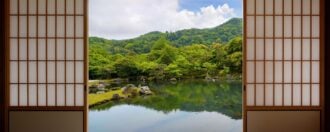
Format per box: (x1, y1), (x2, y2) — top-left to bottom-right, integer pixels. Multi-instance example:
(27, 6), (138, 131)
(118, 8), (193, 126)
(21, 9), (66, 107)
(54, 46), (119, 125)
(89, 18), (242, 80)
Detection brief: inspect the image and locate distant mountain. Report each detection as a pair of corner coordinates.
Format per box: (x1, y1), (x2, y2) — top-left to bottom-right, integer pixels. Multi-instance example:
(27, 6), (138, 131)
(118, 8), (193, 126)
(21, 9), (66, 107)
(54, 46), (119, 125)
(89, 18), (242, 54)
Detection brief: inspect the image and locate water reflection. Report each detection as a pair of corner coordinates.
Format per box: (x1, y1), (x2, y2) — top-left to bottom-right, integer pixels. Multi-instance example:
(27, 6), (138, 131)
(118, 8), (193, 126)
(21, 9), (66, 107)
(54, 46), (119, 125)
(89, 80), (242, 132)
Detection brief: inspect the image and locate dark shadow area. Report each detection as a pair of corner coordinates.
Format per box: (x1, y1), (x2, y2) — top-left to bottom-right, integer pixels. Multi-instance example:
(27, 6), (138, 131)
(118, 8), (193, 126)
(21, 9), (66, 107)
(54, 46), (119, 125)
(325, 0), (330, 131)
(0, 0), (6, 131)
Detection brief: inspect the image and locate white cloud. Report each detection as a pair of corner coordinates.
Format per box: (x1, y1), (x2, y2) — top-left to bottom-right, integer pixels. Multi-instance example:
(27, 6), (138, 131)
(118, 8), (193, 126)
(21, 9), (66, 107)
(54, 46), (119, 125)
(89, 0), (236, 40)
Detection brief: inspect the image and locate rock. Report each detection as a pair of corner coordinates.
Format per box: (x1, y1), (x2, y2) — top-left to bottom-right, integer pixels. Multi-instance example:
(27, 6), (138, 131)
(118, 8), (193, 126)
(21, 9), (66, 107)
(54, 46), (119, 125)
(170, 78), (177, 81)
(111, 94), (121, 100)
(140, 86), (152, 95)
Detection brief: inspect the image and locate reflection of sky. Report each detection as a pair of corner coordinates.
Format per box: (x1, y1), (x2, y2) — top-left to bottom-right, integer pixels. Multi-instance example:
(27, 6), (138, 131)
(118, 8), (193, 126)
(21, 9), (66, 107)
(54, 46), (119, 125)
(89, 104), (242, 132)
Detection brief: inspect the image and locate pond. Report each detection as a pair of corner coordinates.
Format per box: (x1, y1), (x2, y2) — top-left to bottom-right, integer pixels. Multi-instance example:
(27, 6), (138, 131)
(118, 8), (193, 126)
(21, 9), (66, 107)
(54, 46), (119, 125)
(89, 79), (242, 132)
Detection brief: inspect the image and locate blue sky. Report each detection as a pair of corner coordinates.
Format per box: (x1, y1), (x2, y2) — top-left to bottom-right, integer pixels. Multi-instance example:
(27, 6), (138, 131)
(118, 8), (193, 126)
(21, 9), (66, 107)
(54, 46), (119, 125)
(179, 0), (242, 17)
(90, 0), (241, 40)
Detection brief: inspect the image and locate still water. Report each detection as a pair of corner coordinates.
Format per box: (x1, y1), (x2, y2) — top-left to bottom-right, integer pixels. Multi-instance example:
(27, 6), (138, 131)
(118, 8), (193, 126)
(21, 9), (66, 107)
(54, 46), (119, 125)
(89, 80), (242, 132)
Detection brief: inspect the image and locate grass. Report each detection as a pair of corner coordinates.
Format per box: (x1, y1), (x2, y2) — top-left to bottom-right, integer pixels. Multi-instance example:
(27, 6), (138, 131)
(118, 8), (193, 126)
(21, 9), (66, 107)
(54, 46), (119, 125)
(88, 89), (126, 106)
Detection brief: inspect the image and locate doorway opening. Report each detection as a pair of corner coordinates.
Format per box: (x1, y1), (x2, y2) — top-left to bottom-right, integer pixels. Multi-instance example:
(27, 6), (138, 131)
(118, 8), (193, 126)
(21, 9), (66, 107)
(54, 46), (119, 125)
(87, 0), (243, 132)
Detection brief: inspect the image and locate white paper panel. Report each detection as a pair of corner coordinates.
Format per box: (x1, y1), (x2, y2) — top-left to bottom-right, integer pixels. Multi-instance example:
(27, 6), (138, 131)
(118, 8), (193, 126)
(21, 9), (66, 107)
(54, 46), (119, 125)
(246, 16), (255, 37)
(28, 16), (37, 37)
(256, 39), (264, 60)
(38, 0), (46, 14)
(256, 62), (264, 83)
(284, 17), (292, 37)
(47, 16), (56, 37)
(284, 39), (292, 60)
(293, 16), (301, 37)
(293, 0), (301, 14)
(302, 61), (310, 83)
(246, 62), (255, 83)
(265, 39), (273, 60)
(76, 62), (84, 83)
(66, 39), (75, 60)
(293, 84), (301, 106)
(10, 16), (18, 37)
(10, 62), (18, 83)
(274, 62), (282, 83)
(76, 85), (84, 106)
(265, 0), (273, 15)
(19, 39), (27, 60)
(57, 0), (65, 14)
(57, 39), (65, 60)
(66, 0), (75, 14)
(19, 0), (27, 14)
(29, 0), (37, 14)
(10, 85), (18, 106)
(38, 16), (46, 37)
(274, 16), (282, 37)
(247, 84), (255, 106)
(19, 84), (28, 106)
(284, 0), (292, 14)
(38, 62), (46, 83)
(28, 39), (37, 60)
(66, 85), (75, 106)
(256, 84), (264, 106)
(302, 16), (310, 37)
(47, 85), (56, 106)
(66, 62), (75, 83)
(57, 62), (65, 83)
(274, 0), (283, 14)
(10, 0), (18, 14)
(312, 0), (320, 15)
(265, 16), (273, 37)
(311, 84), (320, 106)
(312, 16), (320, 37)
(38, 85), (47, 106)
(256, 17), (264, 36)
(10, 39), (18, 60)
(19, 62), (27, 83)
(246, 39), (254, 60)
(48, 62), (56, 83)
(28, 62), (37, 83)
(283, 62), (292, 83)
(76, 39), (84, 60)
(255, 0), (264, 14)
(66, 16), (75, 37)
(311, 62), (319, 83)
(76, 16), (84, 37)
(274, 84), (282, 106)
(302, 84), (310, 106)
(57, 84), (65, 106)
(283, 84), (292, 106)
(76, 0), (84, 14)
(311, 39), (320, 60)
(293, 39), (301, 60)
(57, 16), (65, 37)
(246, 0), (255, 15)
(274, 39), (282, 60)
(302, 0), (311, 15)
(19, 16), (27, 37)
(47, 39), (56, 60)
(265, 84), (273, 106)
(48, 0), (56, 14)
(293, 62), (301, 83)
(38, 39), (46, 60)
(302, 39), (310, 60)
(28, 85), (37, 106)
(265, 61), (273, 83)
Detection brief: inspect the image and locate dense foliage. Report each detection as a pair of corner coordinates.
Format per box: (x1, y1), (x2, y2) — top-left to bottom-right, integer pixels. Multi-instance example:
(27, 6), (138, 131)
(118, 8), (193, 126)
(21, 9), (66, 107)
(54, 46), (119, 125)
(89, 18), (242, 80)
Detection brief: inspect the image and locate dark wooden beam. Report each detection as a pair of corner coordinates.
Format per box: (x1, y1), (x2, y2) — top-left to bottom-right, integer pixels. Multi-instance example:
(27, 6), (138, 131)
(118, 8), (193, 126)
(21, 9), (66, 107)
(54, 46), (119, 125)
(0, 0), (5, 131)
(325, 0), (330, 131)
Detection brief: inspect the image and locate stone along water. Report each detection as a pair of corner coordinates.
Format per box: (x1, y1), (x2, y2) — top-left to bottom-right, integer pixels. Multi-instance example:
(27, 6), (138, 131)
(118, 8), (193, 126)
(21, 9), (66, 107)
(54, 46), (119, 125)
(89, 79), (242, 132)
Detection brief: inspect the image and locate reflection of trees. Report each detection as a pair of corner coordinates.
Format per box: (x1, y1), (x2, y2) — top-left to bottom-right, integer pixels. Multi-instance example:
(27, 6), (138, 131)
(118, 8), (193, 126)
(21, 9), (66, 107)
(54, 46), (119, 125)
(90, 80), (242, 119)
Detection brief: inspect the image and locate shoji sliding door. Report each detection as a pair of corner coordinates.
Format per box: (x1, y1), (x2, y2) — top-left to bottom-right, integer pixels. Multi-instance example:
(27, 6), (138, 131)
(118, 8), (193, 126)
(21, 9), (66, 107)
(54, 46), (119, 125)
(244, 0), (323, 131)
(6, 0), (87, 132)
